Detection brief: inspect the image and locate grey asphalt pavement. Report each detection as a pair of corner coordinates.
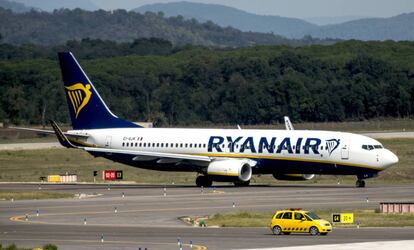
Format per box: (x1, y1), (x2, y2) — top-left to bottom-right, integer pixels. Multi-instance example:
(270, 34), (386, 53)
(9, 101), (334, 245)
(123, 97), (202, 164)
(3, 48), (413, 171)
(1, 184), (414, 249)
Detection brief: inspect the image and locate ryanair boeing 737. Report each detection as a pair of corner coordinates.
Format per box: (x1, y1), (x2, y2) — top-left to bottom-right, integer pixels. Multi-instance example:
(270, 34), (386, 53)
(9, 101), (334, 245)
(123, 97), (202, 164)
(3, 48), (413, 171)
(17, 52), (399, 188)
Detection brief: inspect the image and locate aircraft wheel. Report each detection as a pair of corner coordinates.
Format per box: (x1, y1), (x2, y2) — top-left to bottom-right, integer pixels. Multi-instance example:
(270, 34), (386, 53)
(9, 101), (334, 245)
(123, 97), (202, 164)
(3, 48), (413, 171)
(196, 176), (212, 187)
(356, 179), (366, 188)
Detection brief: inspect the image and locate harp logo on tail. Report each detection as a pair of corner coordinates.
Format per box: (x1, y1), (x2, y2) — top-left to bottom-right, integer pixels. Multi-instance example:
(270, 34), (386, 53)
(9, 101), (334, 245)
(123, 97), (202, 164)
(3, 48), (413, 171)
(65, 83), (92, 119)
(326, 139), (340, 156)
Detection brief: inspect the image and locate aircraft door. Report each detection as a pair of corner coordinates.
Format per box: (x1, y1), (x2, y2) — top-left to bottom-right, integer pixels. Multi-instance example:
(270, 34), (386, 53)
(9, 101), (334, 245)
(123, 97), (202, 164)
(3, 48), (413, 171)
(341, 137), (350, 160)
(105, 136), (112, 148)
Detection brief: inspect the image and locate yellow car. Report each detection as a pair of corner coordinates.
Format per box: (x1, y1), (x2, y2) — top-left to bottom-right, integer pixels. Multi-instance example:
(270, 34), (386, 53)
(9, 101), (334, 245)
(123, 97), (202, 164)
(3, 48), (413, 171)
(270, 209), (332, 236)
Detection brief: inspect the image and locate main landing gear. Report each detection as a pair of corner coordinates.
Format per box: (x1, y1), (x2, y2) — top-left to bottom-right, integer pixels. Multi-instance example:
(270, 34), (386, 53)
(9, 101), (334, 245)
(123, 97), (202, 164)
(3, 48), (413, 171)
(356, 179), (366, 188)
(196, 175), (213, 187)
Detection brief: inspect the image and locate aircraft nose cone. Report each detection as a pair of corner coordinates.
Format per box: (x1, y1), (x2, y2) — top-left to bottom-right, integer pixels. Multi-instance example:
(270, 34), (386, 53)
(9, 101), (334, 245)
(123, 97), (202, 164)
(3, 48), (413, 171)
(383, 150), (399, 168)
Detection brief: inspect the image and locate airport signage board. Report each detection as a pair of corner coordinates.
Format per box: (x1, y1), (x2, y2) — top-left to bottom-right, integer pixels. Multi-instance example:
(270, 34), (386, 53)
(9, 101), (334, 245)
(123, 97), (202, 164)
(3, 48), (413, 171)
(103, 170), (123, 181)
(332, 213), (354, 223)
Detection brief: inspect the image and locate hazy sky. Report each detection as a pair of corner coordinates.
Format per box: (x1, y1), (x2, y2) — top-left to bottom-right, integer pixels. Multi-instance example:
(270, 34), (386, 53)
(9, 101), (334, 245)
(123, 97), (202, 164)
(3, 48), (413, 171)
(92, 0), (414, 18)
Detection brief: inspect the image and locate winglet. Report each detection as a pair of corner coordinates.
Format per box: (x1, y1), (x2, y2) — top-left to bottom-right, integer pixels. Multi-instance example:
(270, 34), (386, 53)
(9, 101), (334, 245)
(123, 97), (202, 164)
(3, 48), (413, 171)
(50, 120), (78, 148)
(284, 116), (294, 130)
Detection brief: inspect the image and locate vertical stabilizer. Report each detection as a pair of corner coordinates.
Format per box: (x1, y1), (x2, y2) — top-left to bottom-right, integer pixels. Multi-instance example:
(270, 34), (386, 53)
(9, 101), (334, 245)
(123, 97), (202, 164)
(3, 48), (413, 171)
(58, 52), (140, 130)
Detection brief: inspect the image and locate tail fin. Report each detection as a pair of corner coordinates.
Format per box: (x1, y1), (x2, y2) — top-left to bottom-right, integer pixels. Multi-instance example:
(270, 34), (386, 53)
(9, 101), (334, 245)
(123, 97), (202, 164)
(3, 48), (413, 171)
(58, 52), (140, 130)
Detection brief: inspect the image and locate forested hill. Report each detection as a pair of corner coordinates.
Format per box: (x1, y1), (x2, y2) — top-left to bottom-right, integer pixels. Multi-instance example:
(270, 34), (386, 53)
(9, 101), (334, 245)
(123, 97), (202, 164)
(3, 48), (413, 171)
(0, 7), (294, 47)
(1, 40), (414, 126)
(306, 13), (414, 41)
(0, 0), (32, 13)
(134, 2), (414, 41)
(134, 1), (317, 39)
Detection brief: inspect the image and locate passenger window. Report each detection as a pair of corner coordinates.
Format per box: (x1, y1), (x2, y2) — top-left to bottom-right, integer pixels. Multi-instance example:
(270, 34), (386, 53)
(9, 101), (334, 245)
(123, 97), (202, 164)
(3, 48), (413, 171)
(362, 145), (368, 150)
(282, 212), (292, 219)
(185, 143), (188, 148)
(122, 142), (125, 147)
(203, 144), (206, 148)
(294, 213), (304, 220)
(170, 143), (173, 147)
(368, 145), (374, 150)
(126, 142), (129, 147)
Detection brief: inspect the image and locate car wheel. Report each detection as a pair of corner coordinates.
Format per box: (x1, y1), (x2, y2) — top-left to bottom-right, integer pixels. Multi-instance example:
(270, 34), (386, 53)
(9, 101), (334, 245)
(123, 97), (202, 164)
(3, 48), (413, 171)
(309, 226), (319, 236)
(272, 226), (282, 235)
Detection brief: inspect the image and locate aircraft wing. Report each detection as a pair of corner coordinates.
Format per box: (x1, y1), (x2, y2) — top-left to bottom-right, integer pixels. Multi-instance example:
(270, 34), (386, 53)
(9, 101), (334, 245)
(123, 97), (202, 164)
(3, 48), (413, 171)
(9, 126), (89, 139)
(85, 147), (212, 164)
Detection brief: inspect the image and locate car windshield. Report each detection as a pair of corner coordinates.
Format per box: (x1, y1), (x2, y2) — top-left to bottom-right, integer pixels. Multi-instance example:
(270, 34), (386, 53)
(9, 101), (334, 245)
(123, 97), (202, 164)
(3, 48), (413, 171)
(305, 212), (321, 220)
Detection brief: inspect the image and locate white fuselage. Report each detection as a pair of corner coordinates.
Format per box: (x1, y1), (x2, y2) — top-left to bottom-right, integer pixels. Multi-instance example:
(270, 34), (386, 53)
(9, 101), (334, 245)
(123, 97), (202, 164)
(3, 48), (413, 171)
(69, 128), (398, 176)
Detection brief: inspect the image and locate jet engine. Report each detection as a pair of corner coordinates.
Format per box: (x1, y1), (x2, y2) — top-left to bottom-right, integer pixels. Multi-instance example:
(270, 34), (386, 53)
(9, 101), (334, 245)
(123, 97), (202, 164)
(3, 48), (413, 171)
(272, 173), (315, 181)
(207, 159), (253, 182)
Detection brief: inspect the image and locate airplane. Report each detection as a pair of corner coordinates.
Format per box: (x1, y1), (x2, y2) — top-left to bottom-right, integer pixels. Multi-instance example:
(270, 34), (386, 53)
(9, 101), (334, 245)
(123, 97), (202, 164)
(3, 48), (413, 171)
(14, 52), (399, 188)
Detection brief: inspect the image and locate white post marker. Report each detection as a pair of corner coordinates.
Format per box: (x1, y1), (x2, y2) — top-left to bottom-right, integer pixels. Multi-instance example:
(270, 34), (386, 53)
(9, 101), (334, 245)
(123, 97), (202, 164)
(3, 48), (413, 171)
(107, 184), (110, 191)
(122, 192), (125, 198)
(177, 237), (181, 246)
(25, 214), (28, 221)
(366, 197), (369, 203)
(163, 186), (167, 197)
(36, 209), (39, 217)
(38, 184), (42, 190)
(114, 206), (117, 213)
(84, 218), (87, 225)
(232, 202), (236, 208)
(190, 240), (193, 248)
(101, 233), (104, 243)
(11, 197), (14, 202)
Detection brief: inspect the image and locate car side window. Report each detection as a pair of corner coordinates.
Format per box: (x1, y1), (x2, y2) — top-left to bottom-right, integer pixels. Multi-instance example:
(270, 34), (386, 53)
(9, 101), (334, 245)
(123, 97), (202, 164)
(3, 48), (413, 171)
(294, 213), (304, 220)
(276, 213), (283, 219)
(282, 212), (292, 219)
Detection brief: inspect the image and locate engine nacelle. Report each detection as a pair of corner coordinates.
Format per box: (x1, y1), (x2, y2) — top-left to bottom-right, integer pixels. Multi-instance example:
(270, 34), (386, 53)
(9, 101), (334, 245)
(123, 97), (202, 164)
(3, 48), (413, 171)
(207, 159), (253, 182)
(273, 173), (315, 181)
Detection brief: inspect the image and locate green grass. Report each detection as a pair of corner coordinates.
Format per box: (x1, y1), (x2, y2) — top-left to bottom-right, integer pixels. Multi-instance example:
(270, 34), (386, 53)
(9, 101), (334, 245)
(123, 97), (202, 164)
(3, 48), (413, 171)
(206, 210), (414, 228)
(0, 191), (73, 200)
(0, 138), (413, 184)
(0, 243), (58, 250)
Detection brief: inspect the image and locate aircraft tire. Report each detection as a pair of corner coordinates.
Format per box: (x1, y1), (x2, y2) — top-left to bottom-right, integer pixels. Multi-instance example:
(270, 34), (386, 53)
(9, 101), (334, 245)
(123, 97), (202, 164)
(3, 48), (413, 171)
(356, 179), (366, 188)
(196, 175), (213, 187)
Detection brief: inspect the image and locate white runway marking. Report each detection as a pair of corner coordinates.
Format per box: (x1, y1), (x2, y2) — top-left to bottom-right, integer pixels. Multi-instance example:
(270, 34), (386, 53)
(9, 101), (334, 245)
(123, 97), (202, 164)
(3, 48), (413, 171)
(243, 240), (414, 250)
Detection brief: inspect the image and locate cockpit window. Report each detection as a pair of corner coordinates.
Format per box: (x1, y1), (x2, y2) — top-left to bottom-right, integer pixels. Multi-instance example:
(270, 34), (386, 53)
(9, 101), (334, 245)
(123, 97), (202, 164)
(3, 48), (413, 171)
(362, 144), (383, 150)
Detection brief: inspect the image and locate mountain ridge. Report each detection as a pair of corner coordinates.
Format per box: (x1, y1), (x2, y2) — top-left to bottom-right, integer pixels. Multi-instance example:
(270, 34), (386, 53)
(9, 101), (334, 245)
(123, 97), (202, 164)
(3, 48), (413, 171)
(134, 1), (414, 41)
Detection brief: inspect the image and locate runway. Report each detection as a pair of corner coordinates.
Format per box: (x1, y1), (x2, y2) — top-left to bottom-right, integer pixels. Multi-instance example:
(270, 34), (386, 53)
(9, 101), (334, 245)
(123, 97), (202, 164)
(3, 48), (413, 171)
(1, 184), (414, 249)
